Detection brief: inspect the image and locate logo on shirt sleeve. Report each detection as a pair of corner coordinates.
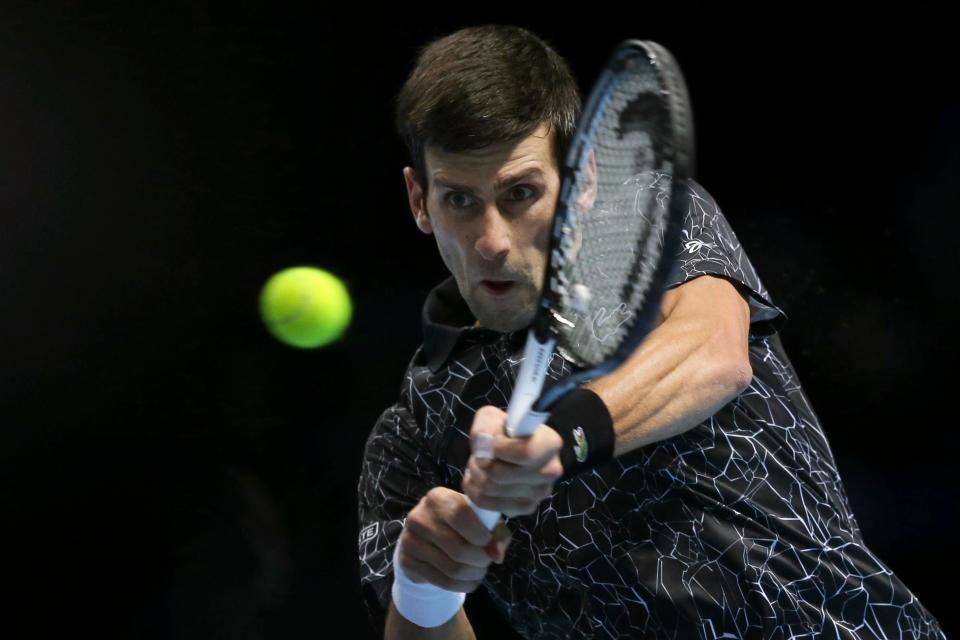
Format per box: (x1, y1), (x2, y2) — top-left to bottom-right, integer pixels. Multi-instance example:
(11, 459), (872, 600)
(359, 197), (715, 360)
(684, 240), (716, 254)
(359, 522), (379, 546)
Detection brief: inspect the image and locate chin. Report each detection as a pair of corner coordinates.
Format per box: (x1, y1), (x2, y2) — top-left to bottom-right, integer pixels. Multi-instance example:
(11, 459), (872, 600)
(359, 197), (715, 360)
(471, 303), (535, 333)
(477, 316), (522, 333)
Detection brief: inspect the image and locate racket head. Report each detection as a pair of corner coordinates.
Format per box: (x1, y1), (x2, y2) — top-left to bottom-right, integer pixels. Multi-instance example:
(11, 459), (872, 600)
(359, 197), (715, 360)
(531, 40), (694, 404)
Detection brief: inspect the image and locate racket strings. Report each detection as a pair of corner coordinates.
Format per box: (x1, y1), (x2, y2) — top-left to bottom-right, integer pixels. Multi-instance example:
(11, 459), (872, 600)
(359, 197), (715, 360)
(551, 53), (677, 366)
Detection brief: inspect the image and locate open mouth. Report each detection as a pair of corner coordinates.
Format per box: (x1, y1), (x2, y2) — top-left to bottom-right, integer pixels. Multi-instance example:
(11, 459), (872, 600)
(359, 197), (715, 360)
(480, 280), (515, 296)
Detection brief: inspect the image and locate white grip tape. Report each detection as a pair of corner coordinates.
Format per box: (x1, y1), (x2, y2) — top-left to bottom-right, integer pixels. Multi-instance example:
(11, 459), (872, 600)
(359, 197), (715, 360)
(506, 330), (556, 437)
(392, 543), (464, 628)
(514, 409), (551, 438)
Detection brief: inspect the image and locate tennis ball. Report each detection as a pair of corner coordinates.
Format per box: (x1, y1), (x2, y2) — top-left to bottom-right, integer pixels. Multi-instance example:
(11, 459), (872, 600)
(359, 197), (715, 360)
(259, 266), (352, 349)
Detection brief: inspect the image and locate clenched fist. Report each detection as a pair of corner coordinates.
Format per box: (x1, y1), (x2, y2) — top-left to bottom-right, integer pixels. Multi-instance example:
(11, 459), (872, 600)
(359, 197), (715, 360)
(462, 405), (564, 517)
(397, 486), (512, 593)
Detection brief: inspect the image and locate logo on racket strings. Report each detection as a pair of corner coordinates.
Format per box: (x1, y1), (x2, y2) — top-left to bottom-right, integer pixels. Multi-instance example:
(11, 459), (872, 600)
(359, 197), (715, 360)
(589, 303), (634, 344)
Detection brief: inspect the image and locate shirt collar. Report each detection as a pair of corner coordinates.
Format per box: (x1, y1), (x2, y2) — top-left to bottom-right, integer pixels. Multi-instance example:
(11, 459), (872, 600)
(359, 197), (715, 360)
(421, 277), (506, 372)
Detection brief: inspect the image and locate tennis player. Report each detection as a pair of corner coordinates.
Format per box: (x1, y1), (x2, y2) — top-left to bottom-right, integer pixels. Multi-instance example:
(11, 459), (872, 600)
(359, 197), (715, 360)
(358, 25), (946, 640)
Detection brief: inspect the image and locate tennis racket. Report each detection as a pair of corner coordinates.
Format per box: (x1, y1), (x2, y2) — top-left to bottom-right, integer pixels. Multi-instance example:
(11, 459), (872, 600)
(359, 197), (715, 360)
(393, 40), (695, 625)
(468, 38), (695, 528)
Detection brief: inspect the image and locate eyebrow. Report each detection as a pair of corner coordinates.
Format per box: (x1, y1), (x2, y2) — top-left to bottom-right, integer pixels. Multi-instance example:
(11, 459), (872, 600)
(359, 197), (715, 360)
(433, 168), (545, 192)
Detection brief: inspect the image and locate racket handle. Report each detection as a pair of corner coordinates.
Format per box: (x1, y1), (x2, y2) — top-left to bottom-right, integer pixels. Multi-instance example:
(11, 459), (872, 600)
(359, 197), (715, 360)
(464, 330), (556, 531)
(506, 330), (556, 436)
(392, 543), (465, 627)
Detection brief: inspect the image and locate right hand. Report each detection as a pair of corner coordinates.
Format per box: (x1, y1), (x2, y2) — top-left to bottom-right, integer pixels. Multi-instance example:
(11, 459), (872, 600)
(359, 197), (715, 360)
(397, 486), (512, 593)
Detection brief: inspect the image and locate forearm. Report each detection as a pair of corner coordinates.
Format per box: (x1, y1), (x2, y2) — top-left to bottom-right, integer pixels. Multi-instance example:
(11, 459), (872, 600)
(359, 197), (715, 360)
(586, 303), (752, 457)
(385, 602), (475, 640)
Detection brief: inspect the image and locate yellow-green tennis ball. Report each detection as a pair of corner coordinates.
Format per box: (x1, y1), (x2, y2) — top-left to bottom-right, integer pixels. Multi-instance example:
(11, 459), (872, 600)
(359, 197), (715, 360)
(259, 266), (352, 349)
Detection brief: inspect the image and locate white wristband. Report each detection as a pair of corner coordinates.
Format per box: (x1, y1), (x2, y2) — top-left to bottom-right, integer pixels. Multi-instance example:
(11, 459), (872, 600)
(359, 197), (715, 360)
(391, 543), (465, 628)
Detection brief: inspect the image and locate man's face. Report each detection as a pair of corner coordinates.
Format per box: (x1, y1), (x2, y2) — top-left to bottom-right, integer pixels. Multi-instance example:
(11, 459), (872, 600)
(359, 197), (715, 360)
(403, 124), (560, 332)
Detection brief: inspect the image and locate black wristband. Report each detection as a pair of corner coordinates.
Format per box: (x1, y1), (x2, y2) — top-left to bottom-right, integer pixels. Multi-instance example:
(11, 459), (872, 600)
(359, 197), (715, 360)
(545, 387), (615, 479)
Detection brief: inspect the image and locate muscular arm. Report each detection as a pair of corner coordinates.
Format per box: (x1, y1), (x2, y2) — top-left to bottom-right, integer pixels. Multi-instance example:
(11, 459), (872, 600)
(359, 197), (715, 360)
(586, 274), (753, 456)
(385, 602), (475, 640)
(463, 275), (753, 513)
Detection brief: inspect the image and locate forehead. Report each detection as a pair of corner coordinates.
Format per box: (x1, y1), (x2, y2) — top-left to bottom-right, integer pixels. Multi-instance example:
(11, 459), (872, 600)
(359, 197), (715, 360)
(425, 124), (556, 185)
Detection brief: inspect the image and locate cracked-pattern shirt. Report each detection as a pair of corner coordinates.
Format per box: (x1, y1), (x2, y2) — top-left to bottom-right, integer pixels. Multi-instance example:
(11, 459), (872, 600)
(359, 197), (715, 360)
(357, 180), (945, 639)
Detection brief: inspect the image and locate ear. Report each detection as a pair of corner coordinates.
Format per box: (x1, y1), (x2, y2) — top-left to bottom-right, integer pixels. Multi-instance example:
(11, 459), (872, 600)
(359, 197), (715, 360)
(403, 167), (433, 234)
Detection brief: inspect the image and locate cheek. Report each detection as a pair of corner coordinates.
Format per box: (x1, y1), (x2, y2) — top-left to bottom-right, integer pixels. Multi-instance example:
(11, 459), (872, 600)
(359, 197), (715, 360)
(531, 210), (554, 257)
(430, 213), (475, 258)
(432, 227), (472, 276)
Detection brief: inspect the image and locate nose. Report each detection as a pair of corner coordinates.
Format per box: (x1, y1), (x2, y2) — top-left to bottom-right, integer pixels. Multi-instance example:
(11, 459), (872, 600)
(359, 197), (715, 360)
(474, 206), (511, 261)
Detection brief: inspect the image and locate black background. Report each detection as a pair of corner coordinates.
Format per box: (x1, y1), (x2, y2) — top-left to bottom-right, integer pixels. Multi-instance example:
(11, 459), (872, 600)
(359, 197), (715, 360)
(2, 2), (957, 637)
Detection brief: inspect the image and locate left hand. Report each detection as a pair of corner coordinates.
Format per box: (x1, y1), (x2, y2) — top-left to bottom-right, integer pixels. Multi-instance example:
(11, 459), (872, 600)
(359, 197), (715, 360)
(461, 406), (564, 517)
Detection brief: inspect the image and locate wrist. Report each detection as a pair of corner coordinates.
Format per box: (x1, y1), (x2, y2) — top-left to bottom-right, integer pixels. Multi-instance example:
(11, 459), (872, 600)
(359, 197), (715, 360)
(391, 541), (465, 628)
(545, 387), (616, 479)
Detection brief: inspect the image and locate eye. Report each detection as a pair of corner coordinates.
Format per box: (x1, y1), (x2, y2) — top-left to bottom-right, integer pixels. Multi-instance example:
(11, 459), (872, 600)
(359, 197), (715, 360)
(446, 192), (476, 209)
(505, 185), (538, 202)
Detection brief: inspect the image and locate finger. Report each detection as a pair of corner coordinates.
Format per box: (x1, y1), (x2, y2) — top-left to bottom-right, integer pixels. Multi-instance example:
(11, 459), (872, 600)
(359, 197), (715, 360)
(493, 425), (562, 466)
(486, 522), (513, 563)
(470, 406), (507, 440)
(406, 506), (493, 569)
(398, 548), (483, 594)
(470, 478), (556, 499)
(424, 488), (493, 549)
(401, 533), (490, 582)
(466, 455), (562, 486)
(470, 407), (507, 466)
(467, 494), (543, 517)
(473, 432), (495, 461)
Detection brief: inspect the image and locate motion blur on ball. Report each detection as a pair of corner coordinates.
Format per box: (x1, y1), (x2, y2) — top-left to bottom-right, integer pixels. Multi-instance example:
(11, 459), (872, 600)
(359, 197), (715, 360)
(259, 266), (352, 349)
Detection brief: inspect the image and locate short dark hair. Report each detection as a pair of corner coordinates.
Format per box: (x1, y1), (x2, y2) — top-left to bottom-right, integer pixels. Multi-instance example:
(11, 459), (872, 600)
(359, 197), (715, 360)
(395, 25), (581, 188)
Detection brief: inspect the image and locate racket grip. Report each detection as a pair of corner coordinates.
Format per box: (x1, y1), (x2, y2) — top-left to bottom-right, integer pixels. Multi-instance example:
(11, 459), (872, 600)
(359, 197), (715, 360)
(506, 330), (556, 436)
(392, 543), (465, 627)
(464, 330), (555, 531)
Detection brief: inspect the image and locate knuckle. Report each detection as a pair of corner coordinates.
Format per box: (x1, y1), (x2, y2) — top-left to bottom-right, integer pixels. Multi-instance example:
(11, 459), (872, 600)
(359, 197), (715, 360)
(477, 405), (501, 421)
(424, 486), (447, 507)
(405, 511), (429, 536)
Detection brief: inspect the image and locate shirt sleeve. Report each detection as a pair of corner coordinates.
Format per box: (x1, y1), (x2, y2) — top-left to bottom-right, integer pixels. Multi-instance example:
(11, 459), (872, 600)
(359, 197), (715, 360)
(357, 401), (442, 633)
(665, 179), (786, 336)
